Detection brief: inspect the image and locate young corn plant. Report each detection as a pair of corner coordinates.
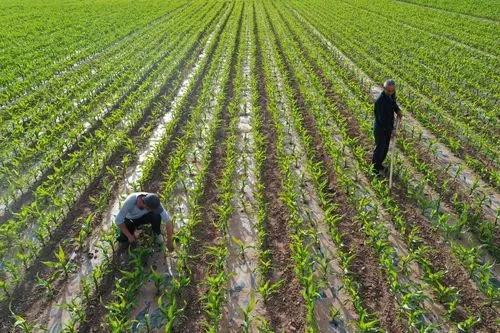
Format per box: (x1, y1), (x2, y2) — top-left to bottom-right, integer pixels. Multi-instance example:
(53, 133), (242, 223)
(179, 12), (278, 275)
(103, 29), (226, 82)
(231, 236), (253, 260)
(357, 312), (381, 333)
(35, 273), (56, 297)
(150, 266), (165, 296)
(457, 316), (480, 332)
(0, 278), (10, 298)
(240, 292), (256, 333)
(11, 310), (44, 333)
(258, 279), (284, 302)
(42, 244), (75, 278)
(76, 214), (94, 250)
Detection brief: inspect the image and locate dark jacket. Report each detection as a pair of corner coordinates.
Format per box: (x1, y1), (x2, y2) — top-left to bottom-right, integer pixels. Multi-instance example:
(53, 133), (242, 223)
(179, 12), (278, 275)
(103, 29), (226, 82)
(374, 91), (400, 131)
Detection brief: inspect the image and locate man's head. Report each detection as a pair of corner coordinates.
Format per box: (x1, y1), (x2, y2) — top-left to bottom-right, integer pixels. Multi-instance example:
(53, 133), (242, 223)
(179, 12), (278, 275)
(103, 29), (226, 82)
(137, 193), (162, 213)
(383, 79), (396, 95)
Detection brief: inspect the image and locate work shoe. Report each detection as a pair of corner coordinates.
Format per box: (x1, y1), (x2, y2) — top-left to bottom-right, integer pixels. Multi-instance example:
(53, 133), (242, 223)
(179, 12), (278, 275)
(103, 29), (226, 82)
(372, 164), (385, 176)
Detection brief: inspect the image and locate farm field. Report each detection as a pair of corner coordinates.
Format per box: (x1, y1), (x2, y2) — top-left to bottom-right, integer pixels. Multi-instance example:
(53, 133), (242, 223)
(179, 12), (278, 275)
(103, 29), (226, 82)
(0, 0), (499, 332)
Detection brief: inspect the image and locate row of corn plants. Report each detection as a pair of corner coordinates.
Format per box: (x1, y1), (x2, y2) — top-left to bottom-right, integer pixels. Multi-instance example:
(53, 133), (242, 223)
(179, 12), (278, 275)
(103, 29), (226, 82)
(0, 1), (187, 147)
(103, 5), (238, 331)
(0, 3), (228, 303)
(277, 1), (500, 294)
(290, 0), (499, 188)
(262, 2), (460, 331)
(0, 1), (212, 197)
(157, 5), (244, 331)
(258, 5), (370, 331)
(196, 6), (245, 330)
(0, 0), (193, 131)
(0, 0), (187, 106)
(246, 7), (278, 329)
(276, 2), (500, 304)
(56, 9), (232, 332)
(262, 19), (360, 333)
(285, 3), (499, 246)
(270, 3), (497, 330)
(6, 5), (234, 331)
(293, 0), (498, 121)
(339, 0), (498, 123)
(218, 9), (271, 330)
(0, 1), (218, 219)
(256, 4), (351, 331)
(350, 0), (498, 57)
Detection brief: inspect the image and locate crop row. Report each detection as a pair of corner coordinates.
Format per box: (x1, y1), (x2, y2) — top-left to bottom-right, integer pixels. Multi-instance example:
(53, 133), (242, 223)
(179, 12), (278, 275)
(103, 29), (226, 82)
(0, 0), (188, 106)
(0, 1), (226, 307)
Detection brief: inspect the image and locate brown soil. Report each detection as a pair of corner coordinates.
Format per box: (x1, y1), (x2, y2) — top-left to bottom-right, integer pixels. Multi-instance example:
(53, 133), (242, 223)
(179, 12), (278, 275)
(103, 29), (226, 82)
(273, 7), (499, 330)
(0, 4), (228, 332)
(264, 5), (405, 332)
(391, 183), (500, 330)
(174, 5), (243, 332)
(397, 133), (500, 254)
(252, 4), (307, 331)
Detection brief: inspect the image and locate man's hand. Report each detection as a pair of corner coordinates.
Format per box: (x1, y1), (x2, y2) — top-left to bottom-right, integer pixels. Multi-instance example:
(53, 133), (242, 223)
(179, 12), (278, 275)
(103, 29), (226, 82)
(119, 223), (136, 244)
(166, 240), (174, 252)
(165, 221), (174, 252)
(127, 234), (136, 243)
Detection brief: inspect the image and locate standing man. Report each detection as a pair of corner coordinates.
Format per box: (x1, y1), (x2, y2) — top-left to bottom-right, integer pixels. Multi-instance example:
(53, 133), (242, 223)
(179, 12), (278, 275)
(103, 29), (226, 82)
(115, 192), (174, 251)
(372, 79), (402, 175)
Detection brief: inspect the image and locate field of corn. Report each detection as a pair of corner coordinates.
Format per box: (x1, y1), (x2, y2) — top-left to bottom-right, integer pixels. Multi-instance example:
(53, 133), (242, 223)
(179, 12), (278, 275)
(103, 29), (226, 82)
(0, 0), (499, 332)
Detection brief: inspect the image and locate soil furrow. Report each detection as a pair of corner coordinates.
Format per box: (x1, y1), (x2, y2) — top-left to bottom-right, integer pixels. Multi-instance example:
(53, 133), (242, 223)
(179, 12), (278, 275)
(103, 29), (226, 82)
(252, 4), (307, 331)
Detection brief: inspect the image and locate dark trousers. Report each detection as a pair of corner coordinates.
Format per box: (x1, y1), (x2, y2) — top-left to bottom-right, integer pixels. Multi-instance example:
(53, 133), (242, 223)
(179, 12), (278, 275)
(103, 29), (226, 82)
(372, 127), (392, 170)
(117, 211), (161, 242)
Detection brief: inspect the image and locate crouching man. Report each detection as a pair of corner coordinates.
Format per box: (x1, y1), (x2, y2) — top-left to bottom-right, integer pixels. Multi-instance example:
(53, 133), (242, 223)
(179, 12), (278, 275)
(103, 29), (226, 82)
(115, 192), (174, 252)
